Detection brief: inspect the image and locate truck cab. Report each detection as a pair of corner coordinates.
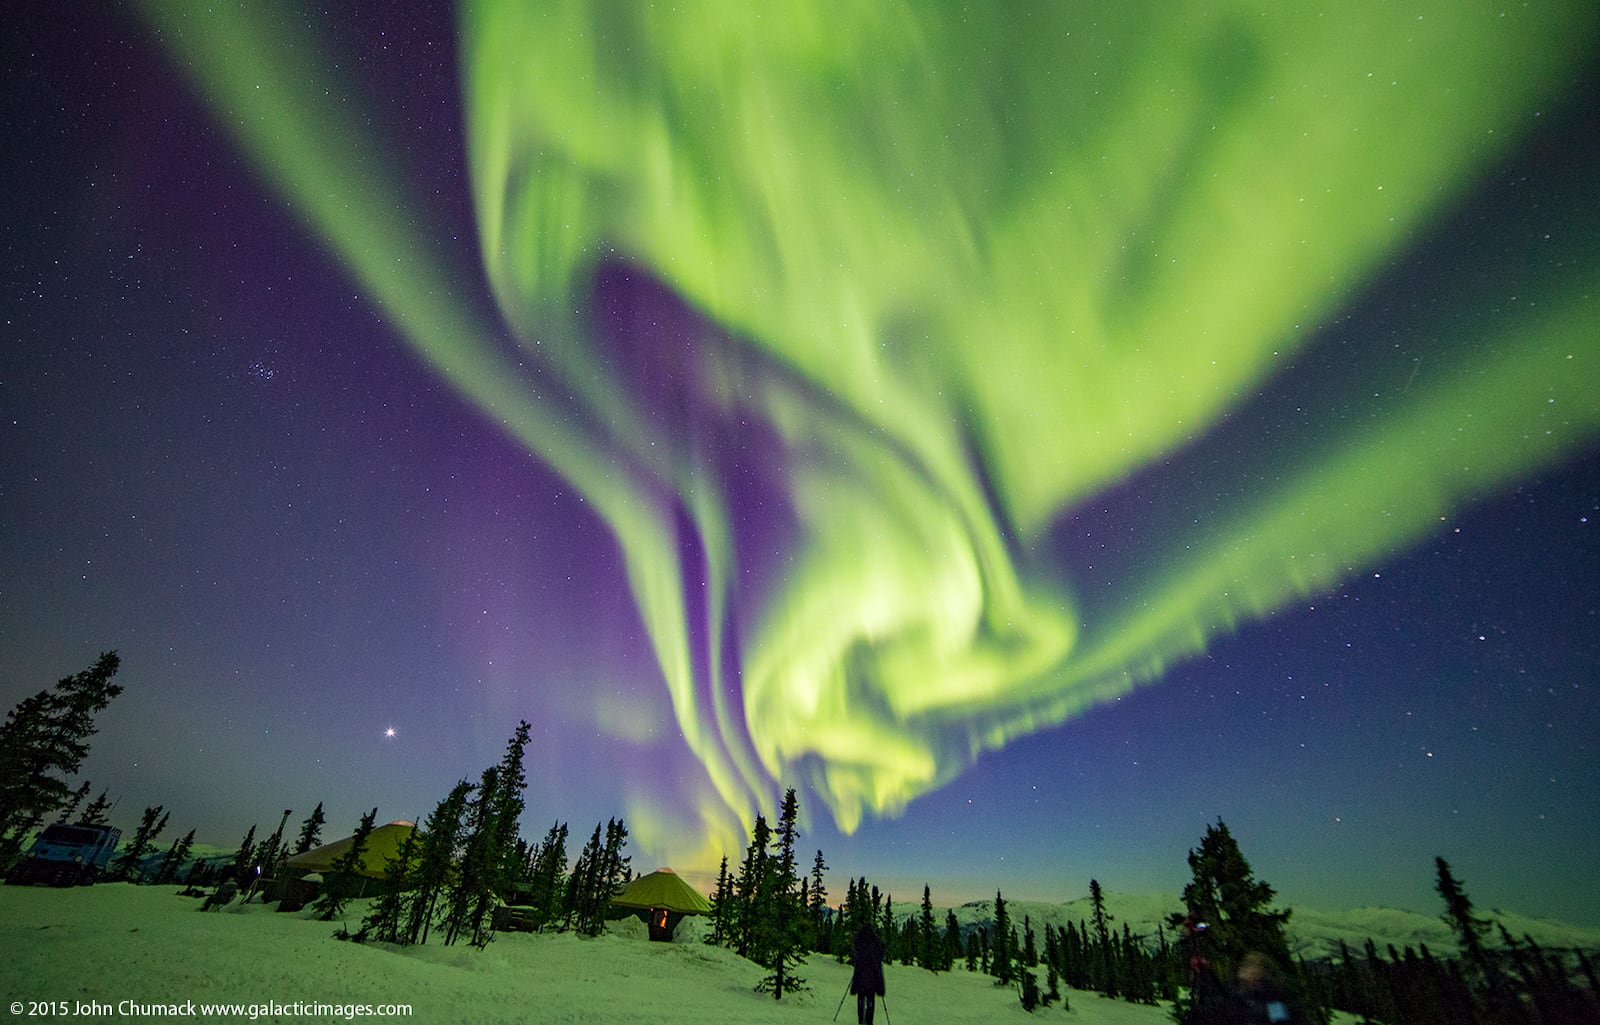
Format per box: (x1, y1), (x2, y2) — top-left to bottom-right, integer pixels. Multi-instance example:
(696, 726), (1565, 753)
(6, 823), (123, 886)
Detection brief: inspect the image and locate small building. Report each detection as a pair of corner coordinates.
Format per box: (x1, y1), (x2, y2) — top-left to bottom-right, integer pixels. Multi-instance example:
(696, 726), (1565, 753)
(609, 868), (712, 941)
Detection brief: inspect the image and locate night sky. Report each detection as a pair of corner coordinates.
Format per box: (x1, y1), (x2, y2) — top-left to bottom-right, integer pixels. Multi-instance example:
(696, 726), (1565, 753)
(4, 2), (1598, 924)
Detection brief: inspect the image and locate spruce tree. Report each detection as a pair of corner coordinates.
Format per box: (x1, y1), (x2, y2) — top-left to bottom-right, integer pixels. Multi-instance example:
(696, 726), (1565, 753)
(563, 817), (629, 936)
(363, 825), (421, 944)
(1043, 924), (1062, 1006)
(1434, 857), (1492, 976)
(56, 780), (92, 825)
(313, 807), (377, 922)
(756, 787), (807, 999)
(1020, 964), (1041, 1011)
(918, 886), (940, 971)
(1437, 857), (1523, 1020)
(110, 804), (169, 881)
(1090, 878), (1118, 998)
(443, 765), (501, 946)
(528, 820), (569, 931)
(1171, 820), (1298, 1022)
(77, 789), (112, 826)
(991, 892), (1015, 984)
(438, 724), (533, 947)
(489, 722), (532, 888)
(0, 652), (123, 868)
(253, 809), (293, 883)
(709, 853), (732, 945)
(294, 802), (326, 855)
(230, 824), (258, 888)
(943, 909), (963, 971)
(731, 814), (771, 957)
(1121, 921), (1156, 1004)
(882, 894), (896, 964)
(153, 828), (196, 885)
(899, 917), (919, 968)
(807, 849), (830, 952)
(407, 781), (470, 945)
(564, 821), (604, 932)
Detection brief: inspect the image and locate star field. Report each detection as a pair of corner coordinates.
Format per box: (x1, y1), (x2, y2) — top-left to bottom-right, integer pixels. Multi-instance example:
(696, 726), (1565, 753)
(2, 2), (1597, 923)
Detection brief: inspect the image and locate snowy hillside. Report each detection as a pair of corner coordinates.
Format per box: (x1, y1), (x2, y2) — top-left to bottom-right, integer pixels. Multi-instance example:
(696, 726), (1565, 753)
(0, 884), (1177, 1025)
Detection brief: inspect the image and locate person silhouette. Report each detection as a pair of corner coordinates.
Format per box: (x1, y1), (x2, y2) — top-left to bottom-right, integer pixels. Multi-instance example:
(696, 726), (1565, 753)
(850, 924), (887, 1024)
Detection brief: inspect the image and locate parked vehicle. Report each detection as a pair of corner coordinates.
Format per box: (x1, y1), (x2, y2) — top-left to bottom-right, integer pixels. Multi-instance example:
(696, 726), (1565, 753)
(6, 823), (122, 886)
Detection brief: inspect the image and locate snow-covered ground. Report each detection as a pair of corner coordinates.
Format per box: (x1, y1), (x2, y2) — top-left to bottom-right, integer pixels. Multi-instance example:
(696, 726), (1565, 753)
(9, 881), (1583, 1023)
(0, 883), (1175, 1025)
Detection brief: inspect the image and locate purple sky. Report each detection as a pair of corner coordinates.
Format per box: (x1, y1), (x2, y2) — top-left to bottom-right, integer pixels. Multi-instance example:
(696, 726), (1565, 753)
(3, 4), (1598, 923)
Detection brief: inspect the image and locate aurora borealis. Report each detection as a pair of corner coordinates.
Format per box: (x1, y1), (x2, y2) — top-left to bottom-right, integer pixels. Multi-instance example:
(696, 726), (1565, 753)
(3, 1), (1598, 920)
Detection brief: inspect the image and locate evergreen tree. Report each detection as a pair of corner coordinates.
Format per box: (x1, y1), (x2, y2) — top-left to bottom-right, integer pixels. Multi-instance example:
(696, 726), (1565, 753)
(1065, 921), (1088, 989)
(731, 814), (771, 957)
(1155, 921), (1180, 1002)
(943, 909), (963, 971)
(293, 802), (326, 855)
(1023, 914), (1038, 968)
(488, 722), (531, 887)
(709, 853), (732, 945)
(564, 820), (604, 932)
(230, 824), (258, 888)
(756, 787), (807, 999)
(1436, 857), (1526, 1022)
(899, 917), (920, 968)
(455, 724), (534, 947)
(443, 764), (501, 946)
(1170, 820), (1300, 1023)
(362, 825), (421, 944)
(77, 789), (112, 826)
(1090, 878), (1118, 998)
(1121, 921), (1156, 1004)
(881, 893), (896, 965)
(407, 781), (470, 945)
(110, 804), (169, 881)
(1043, 924), (1063, 1006)
(991, 892), (1015, 984)
(0, 652), (123, 868)
(563, 817), (630, 936)
(527, 820), (569, 931)
(253, 809), (293, 883)
(807, 849), (830, 952)
(313, 807), (376, 922)
(55, 780), (92, 825)
(1020, 963), (1041, 1011)
(153, 828), (195, 885)
(1434, 857), (1493, 979)
(918, 886), (940, 971)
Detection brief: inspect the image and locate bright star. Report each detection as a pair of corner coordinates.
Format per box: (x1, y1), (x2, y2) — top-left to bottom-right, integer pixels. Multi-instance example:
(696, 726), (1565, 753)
(384, 726), (396, 738)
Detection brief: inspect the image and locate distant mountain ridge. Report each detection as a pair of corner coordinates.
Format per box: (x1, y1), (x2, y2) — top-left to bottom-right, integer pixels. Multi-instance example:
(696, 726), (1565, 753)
(909, 892), (1600, 961)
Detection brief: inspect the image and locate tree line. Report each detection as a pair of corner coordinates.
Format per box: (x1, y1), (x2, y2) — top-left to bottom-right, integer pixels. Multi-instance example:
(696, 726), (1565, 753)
(311, 720), (634, 949)
(702, 792), (1599, 1025)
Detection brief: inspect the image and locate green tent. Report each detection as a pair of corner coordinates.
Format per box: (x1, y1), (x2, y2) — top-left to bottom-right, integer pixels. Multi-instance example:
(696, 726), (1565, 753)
(610, 868), (712, 940)
(283, 820), (416, 879)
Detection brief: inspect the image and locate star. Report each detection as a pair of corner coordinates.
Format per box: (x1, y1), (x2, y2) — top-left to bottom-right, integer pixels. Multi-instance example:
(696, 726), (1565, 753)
(384, 727), (396, 739)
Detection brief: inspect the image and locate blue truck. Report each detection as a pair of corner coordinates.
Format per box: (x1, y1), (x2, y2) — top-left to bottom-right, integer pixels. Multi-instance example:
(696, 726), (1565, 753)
(6, 823), (122, 886)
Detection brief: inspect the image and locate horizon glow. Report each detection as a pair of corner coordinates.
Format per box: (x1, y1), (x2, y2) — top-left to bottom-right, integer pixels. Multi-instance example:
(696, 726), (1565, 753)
(136, 0), (1600, 865)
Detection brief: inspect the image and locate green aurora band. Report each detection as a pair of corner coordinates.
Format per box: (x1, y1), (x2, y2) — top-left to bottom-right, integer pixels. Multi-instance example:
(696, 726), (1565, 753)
(137, 0), (1600, 859)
